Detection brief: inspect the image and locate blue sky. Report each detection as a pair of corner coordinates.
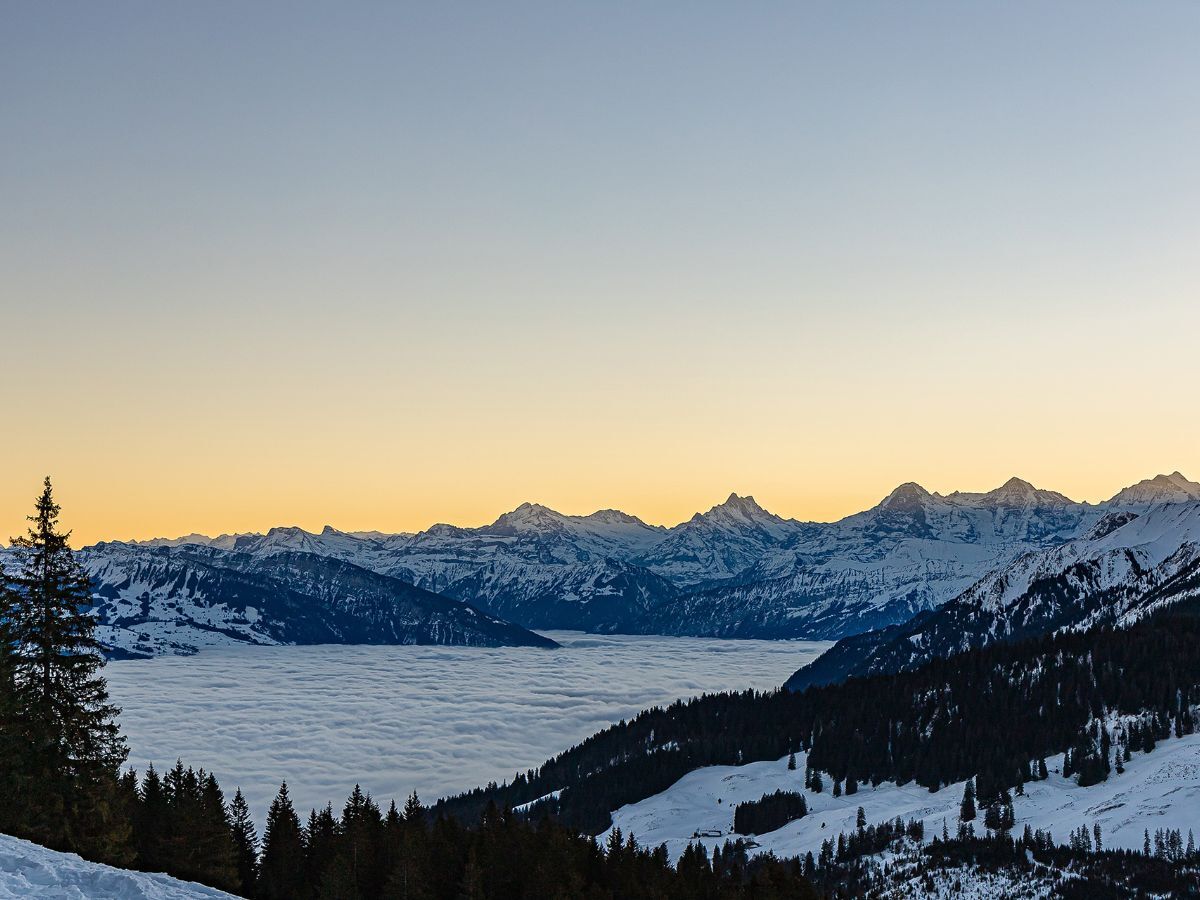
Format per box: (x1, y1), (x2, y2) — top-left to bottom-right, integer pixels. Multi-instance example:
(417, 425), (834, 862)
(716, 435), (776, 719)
(3, 3), (1198, 542)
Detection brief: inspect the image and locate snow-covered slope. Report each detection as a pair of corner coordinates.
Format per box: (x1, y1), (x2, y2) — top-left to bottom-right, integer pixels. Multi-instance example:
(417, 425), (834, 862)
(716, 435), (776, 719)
(81, 543), (557, 657)
(0, 834), (236, 899)
(605, 731), (1200, 865)
(788, 501), (1200, 689)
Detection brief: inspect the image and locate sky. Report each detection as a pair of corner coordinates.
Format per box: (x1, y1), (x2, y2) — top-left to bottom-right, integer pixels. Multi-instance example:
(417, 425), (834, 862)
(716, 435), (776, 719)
(2, 2), (1198, 546)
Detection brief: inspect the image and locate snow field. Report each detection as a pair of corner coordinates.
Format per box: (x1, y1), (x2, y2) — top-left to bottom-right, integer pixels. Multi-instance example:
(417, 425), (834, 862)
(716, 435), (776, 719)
(0, 834), (236, 899)
(605, 730), (1200, 864)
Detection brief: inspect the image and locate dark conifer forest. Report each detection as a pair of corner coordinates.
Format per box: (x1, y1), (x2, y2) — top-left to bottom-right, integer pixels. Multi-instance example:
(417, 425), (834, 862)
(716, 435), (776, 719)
(733, 791), (808, 836)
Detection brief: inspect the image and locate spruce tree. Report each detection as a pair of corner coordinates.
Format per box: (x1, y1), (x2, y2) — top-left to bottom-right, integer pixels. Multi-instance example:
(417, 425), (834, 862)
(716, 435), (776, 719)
(196, 772), (238, 891)
(229, 788), (259, 897)
(959, 779), (976, 822)
(135, 764), (169, 871)
(8, 477), (127, 855)
(403, 790), (424, 825)
(259, 782), (305, 900)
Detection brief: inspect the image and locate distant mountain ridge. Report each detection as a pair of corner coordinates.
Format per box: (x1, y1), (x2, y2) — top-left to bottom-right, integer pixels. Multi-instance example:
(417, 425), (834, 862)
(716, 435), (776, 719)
(786, 500), (1200, 690)
(76, 543), (557, 657)
(103, 472), (1200, 641)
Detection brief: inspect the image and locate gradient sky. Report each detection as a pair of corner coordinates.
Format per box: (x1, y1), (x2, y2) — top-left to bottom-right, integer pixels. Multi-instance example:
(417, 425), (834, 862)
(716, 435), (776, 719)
(2, 2), (1199, 546)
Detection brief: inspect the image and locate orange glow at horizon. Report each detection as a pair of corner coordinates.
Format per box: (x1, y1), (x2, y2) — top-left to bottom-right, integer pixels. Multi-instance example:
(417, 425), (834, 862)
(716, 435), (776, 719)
(2, 458), (1197, 550)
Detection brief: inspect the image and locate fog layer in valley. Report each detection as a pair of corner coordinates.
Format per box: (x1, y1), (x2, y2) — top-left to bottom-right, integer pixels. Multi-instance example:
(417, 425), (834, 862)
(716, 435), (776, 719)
(105, 633), (828, 823)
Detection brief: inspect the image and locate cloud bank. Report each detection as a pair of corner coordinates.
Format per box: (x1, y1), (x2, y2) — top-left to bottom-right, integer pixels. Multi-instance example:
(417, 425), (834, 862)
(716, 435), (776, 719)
(105, 633), (828, 824)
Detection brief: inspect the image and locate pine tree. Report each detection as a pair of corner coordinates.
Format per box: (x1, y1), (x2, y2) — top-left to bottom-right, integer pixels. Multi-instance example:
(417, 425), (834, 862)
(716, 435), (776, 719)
(403, 790), (424, 825)
(135, 764), (169, 871)
(229, 788), (259, 897)
(8, 478), (128, 856)
(304, 803), (338, 889)
(196, 772), (238, 891)
(959, 779), (976, 822)
(856, 807), (866, 829)
(787, 751), (797, 771)
(259, 782), (305, 899)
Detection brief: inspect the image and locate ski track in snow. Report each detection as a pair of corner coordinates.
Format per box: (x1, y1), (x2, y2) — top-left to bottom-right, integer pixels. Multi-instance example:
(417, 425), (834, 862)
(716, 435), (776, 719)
(105, 632), (827, 825)
(606, 731), (1200, 864)
(0, 834), (235, 899)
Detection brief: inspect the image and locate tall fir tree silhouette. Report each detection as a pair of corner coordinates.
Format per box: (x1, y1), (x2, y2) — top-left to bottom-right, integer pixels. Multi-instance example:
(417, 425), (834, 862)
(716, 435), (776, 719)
(8, 477), (128, 856)
(259, 781), (305, 899)
(229, 788), (259, 896)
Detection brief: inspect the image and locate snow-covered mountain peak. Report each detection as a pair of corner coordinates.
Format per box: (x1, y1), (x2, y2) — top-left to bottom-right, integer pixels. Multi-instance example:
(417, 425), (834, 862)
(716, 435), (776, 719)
(877, 482), (933, 512)
(264, 525), (307, 539)
(1108, 471), (1200, 506)
(979, 476), (1074, 507)
(696, 493), (785, 527)
(490, 502), (566, 531)
(584, 508), (660, 529)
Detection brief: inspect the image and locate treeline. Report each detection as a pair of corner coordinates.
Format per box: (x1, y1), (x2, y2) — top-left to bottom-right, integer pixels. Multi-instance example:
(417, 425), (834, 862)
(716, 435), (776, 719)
(802, 814), (1200, 898)
(435, 596), (1200, 832)
(733, 791), (807, 836)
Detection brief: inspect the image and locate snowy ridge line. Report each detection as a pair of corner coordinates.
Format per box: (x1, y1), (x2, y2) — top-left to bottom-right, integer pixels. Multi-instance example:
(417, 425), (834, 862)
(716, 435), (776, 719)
(788, 499), (1200, 689)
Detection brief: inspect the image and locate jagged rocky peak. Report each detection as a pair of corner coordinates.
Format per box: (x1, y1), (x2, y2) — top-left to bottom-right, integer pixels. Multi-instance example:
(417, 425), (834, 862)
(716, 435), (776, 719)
(1109, 471), (1200, 505)
(694, 493), (780, 526)
(877, 481), (933, 513)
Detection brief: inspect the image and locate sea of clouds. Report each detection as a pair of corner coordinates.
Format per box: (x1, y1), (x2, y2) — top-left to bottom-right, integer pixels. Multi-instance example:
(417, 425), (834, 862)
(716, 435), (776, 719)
(104, 632), (828, 825)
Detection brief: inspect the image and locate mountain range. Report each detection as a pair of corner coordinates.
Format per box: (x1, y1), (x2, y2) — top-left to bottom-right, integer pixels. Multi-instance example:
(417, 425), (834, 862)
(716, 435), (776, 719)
(87, 471), (1198, 645)
(77, 543), (557, 657)
(786, 498), (1200, 689)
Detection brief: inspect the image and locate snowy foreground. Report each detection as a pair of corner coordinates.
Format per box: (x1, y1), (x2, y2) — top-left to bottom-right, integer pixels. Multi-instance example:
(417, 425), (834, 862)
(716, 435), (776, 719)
(106, 632), (827, 823)
(0, 834), (235, 899)
(606, 730), (1200, 863)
